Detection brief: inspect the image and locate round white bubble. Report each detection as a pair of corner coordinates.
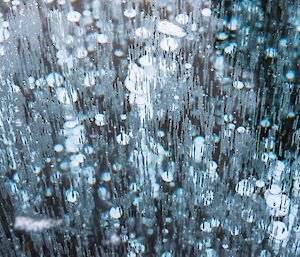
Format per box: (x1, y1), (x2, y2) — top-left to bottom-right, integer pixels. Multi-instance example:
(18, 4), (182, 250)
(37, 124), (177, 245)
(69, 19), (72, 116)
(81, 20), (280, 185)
(160, 37), (179, 52)
(260, 118), (271, 128)
(109, 206), (123, 219)
(139, 55), (154, 67)
(269, 184), (281, 195)
(265, 193), (282, 209)
(56, 87), (78, 105)
(236, 126), (246, 133)
(161, 171), (174, 183)
(233, 80), (244, 89)
(175, 13), (189, 25)
(54, 144), (64, 153)
(95, 113), (106, 126)
(201, 8), (212, 17)
(66, 190), (79, 203)
(135, 27), (151, 39)
(270, 221), (289, 241)
(256, 180), (265, 188)
(124, 8), (137, 18)
(116, 133), (130, 145)
(67, 11), (81, 23)
(97, 33), (108, 44)
(46, 72), (64, 87)
(235, 179), (255, 196)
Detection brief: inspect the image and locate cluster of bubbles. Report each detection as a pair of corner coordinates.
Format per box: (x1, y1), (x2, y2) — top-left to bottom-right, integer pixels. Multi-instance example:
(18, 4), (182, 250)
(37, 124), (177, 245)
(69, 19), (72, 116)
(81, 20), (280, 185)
(0, 0), (299, 256)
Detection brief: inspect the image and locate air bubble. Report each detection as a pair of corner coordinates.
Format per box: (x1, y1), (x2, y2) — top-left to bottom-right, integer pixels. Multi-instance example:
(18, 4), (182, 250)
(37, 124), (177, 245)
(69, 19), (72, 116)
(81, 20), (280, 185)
(109, 206), (123, 219)
(157, 20), (186, 38)
(233, 80), (244, 89)
(260, 118), (271, 128)
(46, 72), (64, 87)
(67, 11), (81, 23)
(97, 34), (108, 44)
(161, 171), (174, 182)
(56, 87), (78, 104)
(124, 8), (137, 19)
(160, 37), (179, 52)
(175, 14), (189, 25)
(95, 114), (107, 126)
(66, 190), (79, 203)
(135, 27), (151, 39)
(235, 179), (255, 196)
(201, 8), (212, 17)
(116, 133), (130, 145)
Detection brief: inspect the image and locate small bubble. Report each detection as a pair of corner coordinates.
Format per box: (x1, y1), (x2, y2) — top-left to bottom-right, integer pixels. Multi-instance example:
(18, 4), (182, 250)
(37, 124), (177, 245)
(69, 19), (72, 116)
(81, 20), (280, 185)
(109, 206), (123, 219)
(124, 8), (137, 19)
(224, 114), (234, 122)
(233, 80), (244, 89)
(185, 63), (192, 69)
(102, 172), (111, 182)
(265, 47), (278, 58)
(270, 221), (289, 241)
(256, 180), (265, 188)
(46, 72), (64, 87)
(286, 70), (295, 81)
(201, 8), (212, 17)
(265, 193), (282, 209)
(160, 37), (179, 52)
(114, 49), (124, 57)
(235, 179), (254, 196)
(95, 113), (107, 126)
(175, 13), (189, 25)
(56, 87), (78, 105)
(161, 171), (174, 182)
(97, 33), (108, 44)
(116, 133), (130, 145)
(227, 17), (239, 31)
(135, 27), (151, 39)
(66, 190), (79, 203)
(236, 126), (246, 133)
(216, 32), (228, 40)
(260, 118), (271, 128)
(54, 144), (64, 153)
(224, 43), (237, 54)
(67, 11), (81, 23)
